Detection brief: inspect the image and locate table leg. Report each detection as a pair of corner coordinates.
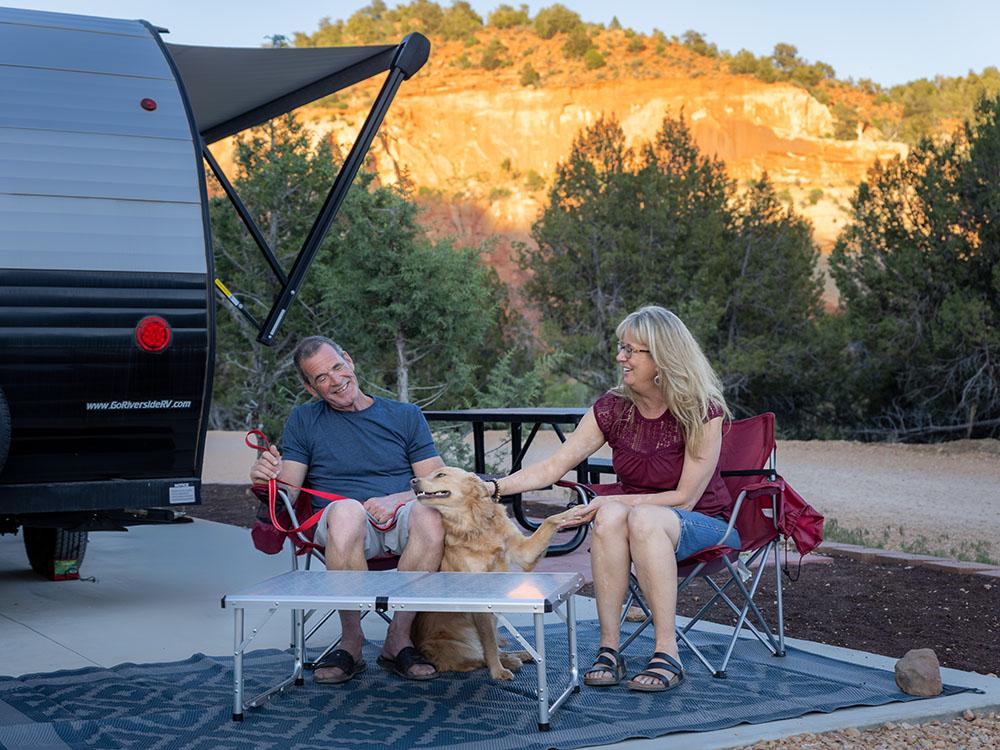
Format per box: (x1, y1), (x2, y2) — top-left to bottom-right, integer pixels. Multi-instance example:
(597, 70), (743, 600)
(473, 423), (485, 474)
(510, 422), (522, 506)
(568, 595), (579, 693)
(535, 612), (549, 731)
(294, 607), (305, 686)
(232, 608), (245, 721)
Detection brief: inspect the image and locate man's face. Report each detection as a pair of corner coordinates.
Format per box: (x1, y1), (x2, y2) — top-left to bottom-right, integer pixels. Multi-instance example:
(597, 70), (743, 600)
(301, 344), (362, 411)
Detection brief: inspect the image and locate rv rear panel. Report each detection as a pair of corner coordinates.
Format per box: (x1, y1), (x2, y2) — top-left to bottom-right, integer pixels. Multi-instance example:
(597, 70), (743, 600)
(0, 8), (213, 514)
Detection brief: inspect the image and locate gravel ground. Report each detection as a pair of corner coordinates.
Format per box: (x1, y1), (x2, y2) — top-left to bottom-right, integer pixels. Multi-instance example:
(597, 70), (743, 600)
(742, 710), (999, 749)
(778, 439), (1000, 563)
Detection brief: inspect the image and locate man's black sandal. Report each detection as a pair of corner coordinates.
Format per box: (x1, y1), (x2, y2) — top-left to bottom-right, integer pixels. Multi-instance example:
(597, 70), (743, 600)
(627, 651), (684, 692)
(583, 646), (626, 687)
(312, 649), (366, 684)
(377, 646), (440, 681)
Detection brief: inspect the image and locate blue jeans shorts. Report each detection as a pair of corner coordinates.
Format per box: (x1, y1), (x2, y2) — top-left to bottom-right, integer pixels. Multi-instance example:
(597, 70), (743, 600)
(670, 509), (740, 561)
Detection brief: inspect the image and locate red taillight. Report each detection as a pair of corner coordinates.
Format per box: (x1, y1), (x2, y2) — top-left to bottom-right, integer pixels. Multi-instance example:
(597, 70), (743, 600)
(135, 316), (172, 352)
(140, 98), (157, 111)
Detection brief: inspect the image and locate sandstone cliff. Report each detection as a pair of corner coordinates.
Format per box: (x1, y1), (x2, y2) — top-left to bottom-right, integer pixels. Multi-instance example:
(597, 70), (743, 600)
(210, 30), (908, 301)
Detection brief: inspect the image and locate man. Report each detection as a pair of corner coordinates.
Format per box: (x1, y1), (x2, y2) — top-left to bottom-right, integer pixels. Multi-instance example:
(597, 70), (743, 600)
(250, 336), (444, 683)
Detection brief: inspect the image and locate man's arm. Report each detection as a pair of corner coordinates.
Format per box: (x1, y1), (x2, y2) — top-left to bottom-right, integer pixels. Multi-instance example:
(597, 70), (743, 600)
(412, 455), (445, 477)
(249, 445), (308, 504)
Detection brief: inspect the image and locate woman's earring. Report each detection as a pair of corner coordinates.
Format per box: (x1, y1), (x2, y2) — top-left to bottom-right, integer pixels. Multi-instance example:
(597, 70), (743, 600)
(654, 373), (662, 385)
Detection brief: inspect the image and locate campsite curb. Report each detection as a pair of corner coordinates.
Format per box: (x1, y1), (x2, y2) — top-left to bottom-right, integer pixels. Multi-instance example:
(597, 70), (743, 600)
(817, 542), (1000, 579)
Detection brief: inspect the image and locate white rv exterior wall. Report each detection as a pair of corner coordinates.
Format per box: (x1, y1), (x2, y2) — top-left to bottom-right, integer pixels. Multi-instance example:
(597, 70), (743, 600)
(0, 7), (207, 274)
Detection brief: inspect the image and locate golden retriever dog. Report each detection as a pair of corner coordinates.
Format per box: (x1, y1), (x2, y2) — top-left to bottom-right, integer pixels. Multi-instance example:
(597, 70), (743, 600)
(409, 467), (579, 680)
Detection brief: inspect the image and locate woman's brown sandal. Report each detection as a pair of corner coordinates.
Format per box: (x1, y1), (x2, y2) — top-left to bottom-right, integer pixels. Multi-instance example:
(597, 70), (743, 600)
(583, 646), (626, 687)
(627, 651), (684, 692)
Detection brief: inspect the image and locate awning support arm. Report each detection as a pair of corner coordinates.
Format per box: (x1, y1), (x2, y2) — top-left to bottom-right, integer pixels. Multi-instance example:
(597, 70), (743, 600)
(203, 145), (289, 287)
(256, 32), (429, 346)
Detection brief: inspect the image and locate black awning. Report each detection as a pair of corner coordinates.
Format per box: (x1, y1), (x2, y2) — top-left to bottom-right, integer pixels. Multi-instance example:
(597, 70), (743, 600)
(182, 32), (429, 345)
(165, 43), (396, 144)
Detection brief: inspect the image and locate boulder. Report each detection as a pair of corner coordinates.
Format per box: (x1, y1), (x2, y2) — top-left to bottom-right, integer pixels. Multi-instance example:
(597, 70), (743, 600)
(895, 648), (942, 696)
(624, 605), (647, 623)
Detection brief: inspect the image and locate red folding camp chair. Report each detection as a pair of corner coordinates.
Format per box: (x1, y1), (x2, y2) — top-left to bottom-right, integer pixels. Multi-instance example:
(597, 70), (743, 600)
(559, 412), (792, 678)
(251, 483), (399, 669)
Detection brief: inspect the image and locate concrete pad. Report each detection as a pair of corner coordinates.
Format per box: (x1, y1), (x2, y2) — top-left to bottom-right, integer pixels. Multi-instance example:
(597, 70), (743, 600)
(0, 520), (291, 676)
(0, 519), (997, 750)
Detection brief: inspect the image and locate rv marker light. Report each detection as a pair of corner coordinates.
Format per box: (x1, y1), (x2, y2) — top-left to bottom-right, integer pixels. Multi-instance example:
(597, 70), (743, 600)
(135, 316), (172, 352)
(140, 98), (157, 111)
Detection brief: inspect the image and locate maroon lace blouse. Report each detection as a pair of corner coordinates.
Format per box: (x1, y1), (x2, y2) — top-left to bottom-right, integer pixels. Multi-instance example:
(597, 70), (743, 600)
(590, 391), (732, 519)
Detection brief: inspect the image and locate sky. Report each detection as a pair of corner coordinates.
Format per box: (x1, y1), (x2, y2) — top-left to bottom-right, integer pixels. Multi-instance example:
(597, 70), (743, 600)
(10, 1), (997, 87)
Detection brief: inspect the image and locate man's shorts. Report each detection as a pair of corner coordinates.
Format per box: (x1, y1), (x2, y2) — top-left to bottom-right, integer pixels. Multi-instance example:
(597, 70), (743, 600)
(313, 499), (414, 559)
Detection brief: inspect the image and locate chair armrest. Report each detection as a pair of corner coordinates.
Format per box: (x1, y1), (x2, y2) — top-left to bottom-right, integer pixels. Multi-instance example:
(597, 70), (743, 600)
(554, 479), (596, 504)
(743, 478), (785, 500)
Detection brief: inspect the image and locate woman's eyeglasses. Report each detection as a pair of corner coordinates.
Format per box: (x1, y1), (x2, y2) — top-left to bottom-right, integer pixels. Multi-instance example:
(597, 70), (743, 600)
(616, 342), (650, 358)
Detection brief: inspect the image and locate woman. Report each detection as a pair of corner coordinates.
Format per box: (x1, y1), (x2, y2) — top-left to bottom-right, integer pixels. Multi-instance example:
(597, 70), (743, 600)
(493, 306), (738, 692)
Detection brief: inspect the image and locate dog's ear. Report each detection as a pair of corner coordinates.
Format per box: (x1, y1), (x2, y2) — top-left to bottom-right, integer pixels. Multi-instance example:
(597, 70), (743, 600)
(475, 477), (492, 500)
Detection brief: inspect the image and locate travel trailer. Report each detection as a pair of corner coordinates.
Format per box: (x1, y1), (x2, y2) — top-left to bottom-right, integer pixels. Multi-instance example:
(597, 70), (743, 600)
(0, 7), (428, 577)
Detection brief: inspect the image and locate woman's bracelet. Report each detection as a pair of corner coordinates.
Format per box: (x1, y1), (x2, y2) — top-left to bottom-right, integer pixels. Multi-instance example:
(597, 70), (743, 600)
(490, 479), (503, 502)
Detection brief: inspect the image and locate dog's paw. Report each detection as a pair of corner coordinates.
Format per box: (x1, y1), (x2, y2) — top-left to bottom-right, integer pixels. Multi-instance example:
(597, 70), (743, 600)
(512, 650), (535, 664)
(548, 507), (582, 526)
(500, 653), (524, 671)
(490, 667), (515, 681)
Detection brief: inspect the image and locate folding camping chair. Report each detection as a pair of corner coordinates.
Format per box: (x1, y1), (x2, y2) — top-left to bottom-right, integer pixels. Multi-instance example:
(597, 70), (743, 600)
(253, 484), (399, 670)
(558, 412), (787, 678)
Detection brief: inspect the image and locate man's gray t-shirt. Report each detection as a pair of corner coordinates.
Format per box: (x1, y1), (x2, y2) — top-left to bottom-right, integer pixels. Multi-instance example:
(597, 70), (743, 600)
(281, 397), (438, 511)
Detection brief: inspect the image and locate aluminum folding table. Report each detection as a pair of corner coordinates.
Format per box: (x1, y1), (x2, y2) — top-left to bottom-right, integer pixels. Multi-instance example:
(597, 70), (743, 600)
(223, 569), (584, 730)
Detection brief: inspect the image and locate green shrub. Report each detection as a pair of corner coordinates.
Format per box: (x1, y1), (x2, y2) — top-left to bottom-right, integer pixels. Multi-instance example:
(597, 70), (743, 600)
(480, 37), (510, 70)
(562, 27), (593, 59)
(832, 103), (859, 139)
(533, 4), (582, 39)
(626, 36), (645, 54)
(524, 170), (545, 191)
(680, 29), (718, 58)
(519, 62), (541, 87)
(439, 1), (483, 40)
(416, 185), (444, 199)
(728, 49), (776, 81)
(489, 186), (512, 201)
(583, 48), (606, 70)
(807, 188), (824, 205)
(488, 3), (530, 29)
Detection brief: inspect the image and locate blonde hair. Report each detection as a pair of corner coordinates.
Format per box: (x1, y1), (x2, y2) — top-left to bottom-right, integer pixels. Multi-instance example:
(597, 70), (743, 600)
(613, 306), (729, 456)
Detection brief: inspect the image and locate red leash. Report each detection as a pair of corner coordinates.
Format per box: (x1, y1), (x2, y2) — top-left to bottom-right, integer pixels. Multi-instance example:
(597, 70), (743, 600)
(246, 430), (404, 533)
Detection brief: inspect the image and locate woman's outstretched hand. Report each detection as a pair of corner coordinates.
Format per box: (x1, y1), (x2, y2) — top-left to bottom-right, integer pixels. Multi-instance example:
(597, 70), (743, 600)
(554, 497), (605, 528)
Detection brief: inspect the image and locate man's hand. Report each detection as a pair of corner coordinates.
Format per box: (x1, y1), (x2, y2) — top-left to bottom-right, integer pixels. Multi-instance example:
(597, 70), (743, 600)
(250, 444), (282, 485)
(363, 490), (415, 525)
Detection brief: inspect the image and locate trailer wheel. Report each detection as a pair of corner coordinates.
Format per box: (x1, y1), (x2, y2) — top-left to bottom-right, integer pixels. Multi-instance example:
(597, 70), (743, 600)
(0, 385), (9, 474)
(23, 527), (88, 581)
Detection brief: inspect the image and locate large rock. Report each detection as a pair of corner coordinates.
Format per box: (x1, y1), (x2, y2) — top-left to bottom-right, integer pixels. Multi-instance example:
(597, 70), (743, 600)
(895, 648), (942, 696)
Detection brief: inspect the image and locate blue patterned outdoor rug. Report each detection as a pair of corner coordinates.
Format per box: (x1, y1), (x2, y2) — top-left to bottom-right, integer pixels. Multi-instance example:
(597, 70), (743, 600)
(0, 623), (975, 750)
